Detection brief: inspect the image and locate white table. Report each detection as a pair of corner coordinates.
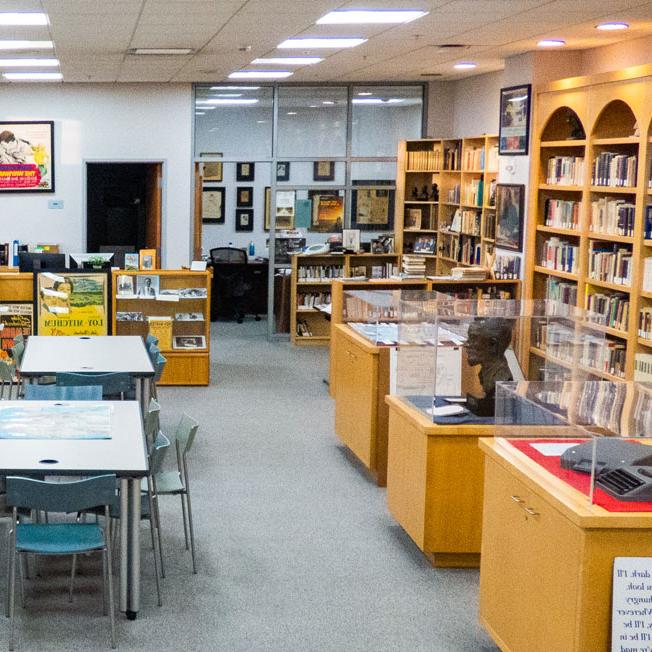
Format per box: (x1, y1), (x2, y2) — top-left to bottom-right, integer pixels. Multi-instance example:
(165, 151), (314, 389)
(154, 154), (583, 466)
(19, 336), (155, 410)
(0, 400), (148, 620)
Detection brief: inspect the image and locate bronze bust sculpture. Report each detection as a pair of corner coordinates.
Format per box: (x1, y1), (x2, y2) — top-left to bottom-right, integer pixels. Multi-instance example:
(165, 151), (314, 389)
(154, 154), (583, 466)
(464, 317), (514, 416)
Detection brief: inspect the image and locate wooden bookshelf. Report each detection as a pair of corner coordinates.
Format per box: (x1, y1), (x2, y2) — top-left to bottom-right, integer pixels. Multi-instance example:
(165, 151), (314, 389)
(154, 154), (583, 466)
(526, 64), (652, 380)
(395, 136), (498, 275)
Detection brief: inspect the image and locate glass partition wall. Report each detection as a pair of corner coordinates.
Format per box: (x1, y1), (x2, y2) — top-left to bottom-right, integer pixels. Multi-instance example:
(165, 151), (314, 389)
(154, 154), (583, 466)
(193, 84), (425, 338)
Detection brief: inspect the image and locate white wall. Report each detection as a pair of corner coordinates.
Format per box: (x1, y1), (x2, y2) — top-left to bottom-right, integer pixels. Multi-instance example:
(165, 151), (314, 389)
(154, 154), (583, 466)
(452, 70), (504, 138)
(0, 83), (193, 269)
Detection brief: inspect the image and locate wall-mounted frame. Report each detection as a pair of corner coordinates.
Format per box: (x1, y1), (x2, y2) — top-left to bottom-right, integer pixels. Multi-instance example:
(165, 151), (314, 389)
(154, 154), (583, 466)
(350, 185), (395, 231)
(276, 161), (290, 182)
(235, 208), (254, 232)
(202, 186), (225, 223)
(202, 161), (222, 182)
(499, 84), (531, 155)
(0, 120), (55, 192)
(265, 187), (295, 230)
(495, 183), (524, 251)
(313, 160), (335, 182)
(236, 161), (255, 181)
(237, 186), (253, 207)
(139, 248), (157, 270)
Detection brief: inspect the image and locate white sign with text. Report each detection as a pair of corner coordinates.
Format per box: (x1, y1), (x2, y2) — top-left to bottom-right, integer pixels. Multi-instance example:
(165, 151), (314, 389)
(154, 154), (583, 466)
(613, 557), (652, 652)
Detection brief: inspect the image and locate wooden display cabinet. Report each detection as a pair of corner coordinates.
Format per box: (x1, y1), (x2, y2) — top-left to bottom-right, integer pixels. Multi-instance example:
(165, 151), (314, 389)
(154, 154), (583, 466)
(111, 269), (211, 385)
(0, 271), (33, 302)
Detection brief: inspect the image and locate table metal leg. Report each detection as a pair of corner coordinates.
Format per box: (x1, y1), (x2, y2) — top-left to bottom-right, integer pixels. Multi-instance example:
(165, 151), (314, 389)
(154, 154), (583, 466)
(127, 477), (141, 620)
(119, 478), (128, 613)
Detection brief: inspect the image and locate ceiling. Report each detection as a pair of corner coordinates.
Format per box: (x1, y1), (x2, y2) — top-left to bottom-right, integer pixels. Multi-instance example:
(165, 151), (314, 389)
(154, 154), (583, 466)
(2, 0), (652, 82)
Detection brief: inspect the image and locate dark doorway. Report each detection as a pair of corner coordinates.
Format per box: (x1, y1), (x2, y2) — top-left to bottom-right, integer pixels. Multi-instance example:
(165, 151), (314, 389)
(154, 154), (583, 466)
(86, 162), (162, 254)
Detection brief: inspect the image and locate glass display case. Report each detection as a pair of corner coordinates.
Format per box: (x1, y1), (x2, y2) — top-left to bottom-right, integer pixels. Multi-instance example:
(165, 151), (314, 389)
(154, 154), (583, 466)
(392, 298), (609, 422)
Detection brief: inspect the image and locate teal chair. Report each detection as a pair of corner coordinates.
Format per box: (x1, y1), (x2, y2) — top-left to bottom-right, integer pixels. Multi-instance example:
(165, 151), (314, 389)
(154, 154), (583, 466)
(6, 474), (117, 650)
(145, 334), (159, 349)
(150, 414), (199, 573)
(9, 340), (24, 367)
(0, 360), (18, 400)
(24, 384), (103, 401)
(150, 353), (166, 400)
(56, 372), (132, 399)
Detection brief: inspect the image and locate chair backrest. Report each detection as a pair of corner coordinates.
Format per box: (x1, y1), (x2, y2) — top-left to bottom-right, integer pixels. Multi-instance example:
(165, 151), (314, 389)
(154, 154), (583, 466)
(24, 384), (103, 401)
(6, 474), (117, 513)
(154, 353), (167, 383)
(13, 334), (24, 345)
(144, 398), (161, 442)
(210, 247), (247, 264)
(150, 431), (170, 475)
(175, 413), (199, 456)
(56, 371), (133, 398)
(148, 345), (161, 367)
(146, 334), (159, 348)
(0, 360), (14, 382)
(10, 340), (25, 365)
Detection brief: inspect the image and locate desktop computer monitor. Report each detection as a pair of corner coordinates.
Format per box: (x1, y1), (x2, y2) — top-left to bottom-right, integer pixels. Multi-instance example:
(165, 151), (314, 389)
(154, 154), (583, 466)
(18, 252), (66, 272)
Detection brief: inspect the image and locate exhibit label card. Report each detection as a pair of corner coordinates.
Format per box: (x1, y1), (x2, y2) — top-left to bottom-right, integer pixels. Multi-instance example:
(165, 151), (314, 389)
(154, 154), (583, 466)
(612, 557), (652, 652)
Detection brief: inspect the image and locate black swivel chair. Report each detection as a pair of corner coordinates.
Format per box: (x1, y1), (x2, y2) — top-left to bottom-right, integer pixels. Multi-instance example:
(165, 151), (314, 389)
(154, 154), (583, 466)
(209, 247), (255, 323)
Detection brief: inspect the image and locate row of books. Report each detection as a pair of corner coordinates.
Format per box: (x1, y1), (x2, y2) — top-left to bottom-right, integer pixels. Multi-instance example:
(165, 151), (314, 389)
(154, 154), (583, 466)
(402, 254), (426, 277)
(462, 179), (483, 207)
(297, 292), (331, 309)
(590, 197), (635, 236)
(644, 205), (652, 239)
(296, 265), (344, 281)
(585, 292), (629, 331)
(634, 353), (652, 382)
(583, 338), (626, 378)
(588, 243), (632, 286)
(643, 257), (652, 292)
(447, 184), (461, 204)
(493, 254), (521, 279)
(545, 277), (577, 305)
(449, 208), (481, 236)
(443, 143), (462, 171)
(447, 286), (514, 300)
(462, 146), (485, 171)
(296, 319), (316, 337)
(544, 198), (580, 230)
(576, 381), (627, 435)
(638, 307), (652, 340)
(546, 155), (584, 186)
(592, 152), (637, 187)
(407, 149), (441, 171)
(632, 384), (652, 436)
(349, 263), (398, 279)
(541, 237), (578, 273)
(483, 212), (496, 240)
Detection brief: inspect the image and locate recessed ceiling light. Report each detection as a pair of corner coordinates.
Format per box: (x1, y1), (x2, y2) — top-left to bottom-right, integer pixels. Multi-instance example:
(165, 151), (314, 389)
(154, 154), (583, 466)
(596, 22), (629, 31)
(3, 72), (62, 81)
(309, 104), (318, 108)
(0, 41), (53, 51)
(195, 112), (206, 116)
(228, 71), (293, 79)
(210, 86), (260, 90)
(251, 57), (323, 65)
(0, 13), (47, 26)
(131, 48), (193, 55)
(538, 39), (565, 47)
(213, 93), (241, 97)
(454, 62), (477, 69)
(0, 58), (58, 67)
(287, 111), (297, 115)
(352, 98), (403, 104)
(316, 10), (428, 24)
(278, 38), (367, 49)
(322, 100), (335, 105)
(200, 98), (260, 105)
(357, 92), (373, 96)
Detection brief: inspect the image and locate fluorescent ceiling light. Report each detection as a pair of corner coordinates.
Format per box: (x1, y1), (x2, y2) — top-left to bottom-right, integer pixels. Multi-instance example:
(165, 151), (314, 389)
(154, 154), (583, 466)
(195, 112), (205, 116)
(200, 98), (259, 105)
(357, 92), (373, 96)
(316, 10), (428, 24)
(287, 111), (297, 115)
(132, 48), (193, 55)
(352, 98), (403, 104)
(228, 70), (293, 79)
(214, 93), (242, 97)
(538, 39), (565, 47)
(0, 58), (58, 67)
(322, 100), (335, 105)
(3, 72), (62, 80)
(210, 86), (260, 90)
(0, 40), (53, 50)
(596, 22), (629, 30)
(454, 62), (477, 69)
(251, 57), (323, 65)
(278, 38), (367, 49)
(0, 12), (47, 26)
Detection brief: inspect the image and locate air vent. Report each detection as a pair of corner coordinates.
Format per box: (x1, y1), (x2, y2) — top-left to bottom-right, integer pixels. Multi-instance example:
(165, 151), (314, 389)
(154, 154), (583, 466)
(597, 469), (644, 496)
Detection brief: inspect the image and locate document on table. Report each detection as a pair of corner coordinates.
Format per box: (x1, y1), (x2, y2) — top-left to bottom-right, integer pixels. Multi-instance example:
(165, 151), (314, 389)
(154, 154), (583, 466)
(529, 442), (576, 457)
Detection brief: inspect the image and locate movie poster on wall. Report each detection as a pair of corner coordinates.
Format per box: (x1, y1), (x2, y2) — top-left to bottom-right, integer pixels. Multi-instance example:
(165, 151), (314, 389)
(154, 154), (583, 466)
(0, 303), (33, 361)
(0, 121), (55, 192)
(36, 272), (109, 336)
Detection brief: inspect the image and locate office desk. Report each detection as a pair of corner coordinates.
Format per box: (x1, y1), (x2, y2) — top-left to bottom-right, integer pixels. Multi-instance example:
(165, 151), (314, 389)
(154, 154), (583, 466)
(385, 394), (493, 567)
(0, 400), (148, 620)
(20, 336), (154, 410)
(210, 261), (268, 321)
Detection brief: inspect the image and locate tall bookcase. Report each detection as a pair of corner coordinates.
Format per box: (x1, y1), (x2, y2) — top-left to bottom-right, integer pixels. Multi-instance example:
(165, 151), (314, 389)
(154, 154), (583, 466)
(395, 135), (498, 275)
(526, 64), (652, 381)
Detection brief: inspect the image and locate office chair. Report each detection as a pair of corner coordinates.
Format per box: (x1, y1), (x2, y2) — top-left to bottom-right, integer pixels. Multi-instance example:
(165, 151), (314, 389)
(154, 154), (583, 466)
(209, 248), (249, 323)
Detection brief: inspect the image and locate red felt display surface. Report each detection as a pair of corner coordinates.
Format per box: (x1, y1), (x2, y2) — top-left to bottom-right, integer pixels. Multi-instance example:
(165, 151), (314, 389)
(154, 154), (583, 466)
(507, 439), (652, 513)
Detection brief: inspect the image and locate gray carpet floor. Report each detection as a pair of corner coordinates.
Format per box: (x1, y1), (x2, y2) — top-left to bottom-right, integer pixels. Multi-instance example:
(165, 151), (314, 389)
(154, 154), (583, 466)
(2, 321), (499, 651)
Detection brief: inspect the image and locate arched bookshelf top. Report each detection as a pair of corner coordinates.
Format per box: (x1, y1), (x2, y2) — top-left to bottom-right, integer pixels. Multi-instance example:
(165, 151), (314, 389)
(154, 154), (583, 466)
(592, 99), (638, 139)
(541, 106), (586, 142)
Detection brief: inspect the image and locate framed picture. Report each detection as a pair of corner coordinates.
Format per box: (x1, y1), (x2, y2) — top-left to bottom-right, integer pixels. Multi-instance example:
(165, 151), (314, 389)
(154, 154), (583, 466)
(202, 186), (225, 223)
(136, 275), (160, 298)
(235, 208), (254, 232)
(276, 161), (290, 182)
(405, 208), (422, 230)
(202, 161), (222, 182)
(313, 160), (335, 182)
(139, 248), (157, 270)
(342, 229), (361, 253)
(173, 335), (206, 350)
(35, 271), (109, 335)
(264, 187), (295, 230)
(308, 190), (344, 232)
(495, 183), (525, 251)
(351, 187), (395, 231)
(124, 253), (139, 271)
(499, 84), (531, 155)
(0, 121), (55, 192)
(236, 162), (255, 181)
(237, 186), (253, 208)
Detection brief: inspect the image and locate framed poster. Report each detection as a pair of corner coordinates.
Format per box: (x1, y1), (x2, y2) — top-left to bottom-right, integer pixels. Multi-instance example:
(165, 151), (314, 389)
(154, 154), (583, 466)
(351, 187), (395, 231)
(36, 271), (109, 336)
(237, 186), (253, 207)
(235, 208), (254, 232)
(264, 187), (295, 230)
(276, 161), (290, 182)
(499, 84), (531, 155)
(139, 248), (157, 270)
(308, 190), (344, 232)
(202, 187), (225, 223)
(202, 161), (222, 182)
(236, 162), (255, 181)
(495, 183), (525, 251)
(0, 121), (55, 192)
(313, 160), (335, 182)
(0, 303), (32, 362)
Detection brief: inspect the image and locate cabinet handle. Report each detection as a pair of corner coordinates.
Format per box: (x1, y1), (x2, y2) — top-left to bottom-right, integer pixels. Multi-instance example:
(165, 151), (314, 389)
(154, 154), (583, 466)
(510, 495), (524, 504)
(346, 350), (357, 360)
(524, 507), (539, 516)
